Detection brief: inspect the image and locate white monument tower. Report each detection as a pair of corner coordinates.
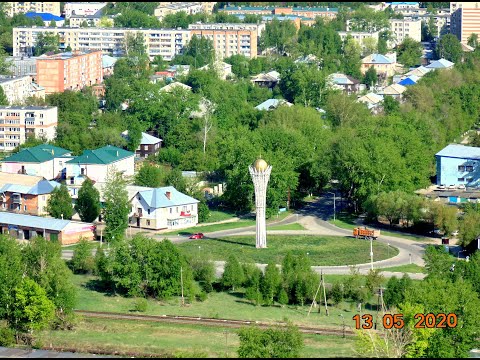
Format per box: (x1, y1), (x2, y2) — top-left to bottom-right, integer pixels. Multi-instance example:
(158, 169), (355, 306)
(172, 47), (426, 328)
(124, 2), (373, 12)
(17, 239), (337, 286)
(249, 158), (272, 249)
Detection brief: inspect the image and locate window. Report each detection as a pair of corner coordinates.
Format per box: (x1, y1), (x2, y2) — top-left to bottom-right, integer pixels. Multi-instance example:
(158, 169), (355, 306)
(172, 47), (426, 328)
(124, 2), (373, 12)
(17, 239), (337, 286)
(147, 209), (150, 215)
(146, 220), (151, 226)
(169, 207), (172, 214)
(466, 166), (474, 172)
(24, 205), (26, 211)
(458, 177), (465, 182)
(458, 165), (465, 172)
(176, 207), (178, 213)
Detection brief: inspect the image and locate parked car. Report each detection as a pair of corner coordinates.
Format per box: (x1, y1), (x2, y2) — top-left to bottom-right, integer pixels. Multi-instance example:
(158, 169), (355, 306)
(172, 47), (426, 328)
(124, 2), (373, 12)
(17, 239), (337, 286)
(448, 185), (456, 190)
(437, 184), (446, 190)
(189, 233), (204, 239)
(458, 184), (466, 190)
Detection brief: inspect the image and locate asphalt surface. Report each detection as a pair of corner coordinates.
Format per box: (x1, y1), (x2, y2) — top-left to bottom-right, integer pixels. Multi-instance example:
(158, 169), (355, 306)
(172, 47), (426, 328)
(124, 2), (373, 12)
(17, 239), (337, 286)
(62, 195), (435, 280)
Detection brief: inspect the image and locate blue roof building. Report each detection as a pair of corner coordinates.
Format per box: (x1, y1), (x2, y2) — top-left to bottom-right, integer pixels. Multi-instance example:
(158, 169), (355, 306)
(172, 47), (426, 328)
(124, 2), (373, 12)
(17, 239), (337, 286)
(426, 58), (454, 70)
(130, 186), (200, 230)
(398, 75), (418, 86)
(25, 12), (65, 26)
(255, 99), (293, 111)
(435, 144), (480, 187)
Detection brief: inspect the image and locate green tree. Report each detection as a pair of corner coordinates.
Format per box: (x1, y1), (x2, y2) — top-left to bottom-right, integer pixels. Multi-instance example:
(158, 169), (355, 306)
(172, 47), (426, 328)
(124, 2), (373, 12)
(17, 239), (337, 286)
(8, 278), (55, 335)
(103, 169), (130, 242)
(70, 238), (94, 274)
(34, 32), (59, 56)
(343, 37), (362, 79)
(164, 168), (187, 193)
(365, 269), (384, 297)
(363, 66), (377, 89)
(0, 236), (23, 320)
(123, 31), (147, 57)
(458, 210), (480, 247)
(468, 33), (479, 49)
(260, 18), (297, 54)
(48, 20), (56, 27)
(222, 255), (245, 291)
(261, 262), (282, 305)
(98, 16), (114, 28)
(135, 163), (162, 188)
(435, 34), (462, 63)
(237, 324), (304, 358)
(46, 184), (73, 220)
(397, 37), (423, 68)
(330, 282), (343, 306)
(382, 95), (400, 115)
(0, 86), (8, 105)
(75, 178), (101, 223)
(172, 35), (215, 68)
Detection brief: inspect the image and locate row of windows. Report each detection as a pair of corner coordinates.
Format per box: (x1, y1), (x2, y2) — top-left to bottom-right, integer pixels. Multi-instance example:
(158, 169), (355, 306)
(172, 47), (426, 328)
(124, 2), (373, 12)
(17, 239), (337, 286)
(458, 165), (474, 172)
(458, 177), (474, 182)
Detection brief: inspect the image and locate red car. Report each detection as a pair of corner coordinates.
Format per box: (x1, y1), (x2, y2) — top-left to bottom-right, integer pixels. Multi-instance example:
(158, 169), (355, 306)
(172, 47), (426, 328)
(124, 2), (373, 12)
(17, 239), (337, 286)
(189, 233), (204, 239)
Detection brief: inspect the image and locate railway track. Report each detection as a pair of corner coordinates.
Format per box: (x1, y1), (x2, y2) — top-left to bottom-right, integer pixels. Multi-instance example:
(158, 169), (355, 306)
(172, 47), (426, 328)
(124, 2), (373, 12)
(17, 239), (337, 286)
(74, 310), (356, 337)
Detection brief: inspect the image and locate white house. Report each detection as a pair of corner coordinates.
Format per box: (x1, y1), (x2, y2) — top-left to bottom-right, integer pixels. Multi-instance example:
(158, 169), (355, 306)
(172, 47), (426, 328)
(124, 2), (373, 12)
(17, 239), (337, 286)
(0, 144), (72, 180)
(198, 61), (233, 80)
(65, 145), (135, 185)
(129, 186), (200, 230)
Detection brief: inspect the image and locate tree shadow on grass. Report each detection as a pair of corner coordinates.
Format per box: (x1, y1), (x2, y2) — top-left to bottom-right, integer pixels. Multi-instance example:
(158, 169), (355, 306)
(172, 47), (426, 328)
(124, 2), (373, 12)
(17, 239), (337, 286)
(84, 279), (118, 297)
(206, 237), (256, 247)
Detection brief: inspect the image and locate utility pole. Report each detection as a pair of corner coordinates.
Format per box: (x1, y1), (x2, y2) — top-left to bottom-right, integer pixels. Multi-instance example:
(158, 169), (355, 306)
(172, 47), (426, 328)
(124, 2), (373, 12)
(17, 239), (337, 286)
(180, 266), (185, 306)
(322, 271), (329, 316)
(370, 237), (374, 270)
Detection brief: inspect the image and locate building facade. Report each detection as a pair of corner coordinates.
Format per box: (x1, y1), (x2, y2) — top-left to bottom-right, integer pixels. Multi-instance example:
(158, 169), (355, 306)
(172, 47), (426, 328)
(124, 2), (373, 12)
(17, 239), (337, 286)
(436, 144), (480, 187)
(6, 2), (60, 17)
(222, 5), (337, 20)
(64, 2), (107, 18)
(0, 106), (57, 151)
(121, 131), (162, 159)
(389, 18), (422, 45)
(129, 186), (199, 230)
(155, 2), (204, 21)
(450, 2), (480, 14)
(36, 50), (103, 94)
(188, 23), (258, 59)
(65, 145), (135, 184)
(13, 27), (191, 61)
(0, 75), (45, 105)
(338, 31), (380, 50)
(451, 7), (480, 45)
(5, 56), (38, 78)
(1, 144), (72, 180)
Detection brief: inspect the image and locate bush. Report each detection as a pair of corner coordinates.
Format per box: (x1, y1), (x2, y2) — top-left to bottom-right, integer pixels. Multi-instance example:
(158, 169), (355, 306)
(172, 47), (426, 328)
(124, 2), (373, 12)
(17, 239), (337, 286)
(0, 325), (15, 346)
(196, 291), (208, 302)
(330, 283), (343, 306)
(133, 298), (148, 312)
(278, 288), (289, 306)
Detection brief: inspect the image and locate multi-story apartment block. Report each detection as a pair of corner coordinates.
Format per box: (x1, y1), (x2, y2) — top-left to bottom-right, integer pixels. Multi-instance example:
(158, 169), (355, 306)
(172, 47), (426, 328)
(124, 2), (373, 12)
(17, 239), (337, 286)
(13, 27), (191, 61)
(5, 56), (38, 77)
(389, 2), (419, 10)
(0, 76), (45, 104)
(188, 23), (259, 59)
(0, 106), (57, 151)
(155, 2), (204, 21)
(450, 2), (480, 14)
(222, 5), (337, 20)
(6, 2), (60, 17)
(451, 7), (480, 45)
(389, 18), (422, 45)
(36, 50), (103, 94)
(338, 31), (380, 50)
(64, 2), (107, 18)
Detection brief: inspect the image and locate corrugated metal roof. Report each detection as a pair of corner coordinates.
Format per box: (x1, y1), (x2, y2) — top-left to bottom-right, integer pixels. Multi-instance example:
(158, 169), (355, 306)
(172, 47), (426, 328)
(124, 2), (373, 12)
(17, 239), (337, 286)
(25, 12), (64, 21)
(426, 58), (454, 69)
(436, 144), (480, 159)
(122, 131), (162, 145)
(139, 186), (199, 208)
(0, 212), (71, 231)
(255, 99), (292, 111)
(363, 53), (394, 64)
(2, 144), (71, 163)
(66, 145), (134, 165)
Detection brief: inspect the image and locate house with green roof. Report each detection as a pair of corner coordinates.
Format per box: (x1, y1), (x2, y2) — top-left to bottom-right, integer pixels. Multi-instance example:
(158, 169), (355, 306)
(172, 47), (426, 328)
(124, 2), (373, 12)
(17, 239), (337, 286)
(65, 145), (135, 185)
(0, 144), (72, 180)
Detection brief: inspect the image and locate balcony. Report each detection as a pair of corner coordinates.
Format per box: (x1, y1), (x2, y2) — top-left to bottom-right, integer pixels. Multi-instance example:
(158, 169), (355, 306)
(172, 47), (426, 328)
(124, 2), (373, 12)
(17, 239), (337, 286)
(133, 212), (143, 217)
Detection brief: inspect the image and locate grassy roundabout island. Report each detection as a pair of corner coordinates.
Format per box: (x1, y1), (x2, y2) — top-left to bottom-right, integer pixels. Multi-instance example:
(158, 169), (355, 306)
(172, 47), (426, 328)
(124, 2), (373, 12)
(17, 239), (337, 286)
(176, 235), (399, 266)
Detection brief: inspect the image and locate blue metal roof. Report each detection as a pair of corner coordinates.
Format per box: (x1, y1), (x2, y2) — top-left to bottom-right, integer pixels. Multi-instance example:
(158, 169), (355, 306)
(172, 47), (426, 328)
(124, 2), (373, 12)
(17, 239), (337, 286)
(255, 99), (285, 111)
(25, 12), (64, 21)
(0, 212), (71, 231)
(426, 58), (454, 69)
(0, 180), (60, 195)
(398, 77), (416, 86)
(366, 54), (394, 64)
(139, 186), (199, 209)
(102, 55), (118, 68)
(436, 144), (480, 160)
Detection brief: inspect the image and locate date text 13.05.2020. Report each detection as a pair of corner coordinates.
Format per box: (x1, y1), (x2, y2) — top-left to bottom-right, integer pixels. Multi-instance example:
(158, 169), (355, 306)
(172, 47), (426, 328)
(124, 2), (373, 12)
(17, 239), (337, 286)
(353, 313), (458, 330)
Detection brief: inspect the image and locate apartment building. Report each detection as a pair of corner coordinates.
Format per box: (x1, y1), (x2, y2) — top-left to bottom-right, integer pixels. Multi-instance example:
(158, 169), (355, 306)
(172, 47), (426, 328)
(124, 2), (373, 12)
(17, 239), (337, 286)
(389, 18), (422, 45)
(64, 2), (107, 18)
(0, 106), (57, 151)
(188, 23), (259, 59)
(155, 2), (204, 21)
(36, 50), (103, 94)
(0, 76), (45, 104)
(338, 31), (380, 51)
(389, 2), (419, 10)
(13, 27), (191, 61)
(5, 56), (38, 77)
(222, 5), (338, 20)
(450, 2), (480, 14)
(6, 2), (60, 17)
(451, 7), (480, 45)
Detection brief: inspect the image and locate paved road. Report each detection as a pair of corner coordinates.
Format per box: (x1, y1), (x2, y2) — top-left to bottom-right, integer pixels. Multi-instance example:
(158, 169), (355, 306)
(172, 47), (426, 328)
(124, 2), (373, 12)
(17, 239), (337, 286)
(63, 196), (435, 280)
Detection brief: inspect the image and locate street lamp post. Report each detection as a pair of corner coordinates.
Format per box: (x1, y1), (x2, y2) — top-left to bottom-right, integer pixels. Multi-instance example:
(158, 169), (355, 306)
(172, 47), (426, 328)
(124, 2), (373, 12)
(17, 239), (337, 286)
(339, 314), (345, 338)
(370, 237), (374, 270)
(327, 192), (336, 221)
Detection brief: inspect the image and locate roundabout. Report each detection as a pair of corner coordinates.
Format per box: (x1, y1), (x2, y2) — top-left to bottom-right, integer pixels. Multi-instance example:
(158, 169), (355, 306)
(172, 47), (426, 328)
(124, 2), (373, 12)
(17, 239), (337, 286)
(177, 235), (399, 266)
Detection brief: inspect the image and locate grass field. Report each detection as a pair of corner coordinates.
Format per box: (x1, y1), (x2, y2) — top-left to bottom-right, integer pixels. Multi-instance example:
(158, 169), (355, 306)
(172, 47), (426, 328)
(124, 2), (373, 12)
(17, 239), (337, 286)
(72, 274), (373, 329)
(267, 223), (305, 231)
(206, 210), (238, 223)
(379, 264), (425, 273)
(37, 317), (356, 358)
(176, 235), (398, 266)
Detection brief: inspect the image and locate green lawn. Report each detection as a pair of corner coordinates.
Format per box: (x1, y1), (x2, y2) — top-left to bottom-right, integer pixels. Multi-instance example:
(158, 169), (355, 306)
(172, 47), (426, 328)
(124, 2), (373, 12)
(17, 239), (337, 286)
(37, 317), (356, 358)
(160, 220), (256, 236)
(71, 274), (365, 329)
(380, 264), (425, 274)
(267, 223), (305, 231)
(206, 210), (238, 223)
(176, 235), (398, 266)
(61, 241), (101, 251)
